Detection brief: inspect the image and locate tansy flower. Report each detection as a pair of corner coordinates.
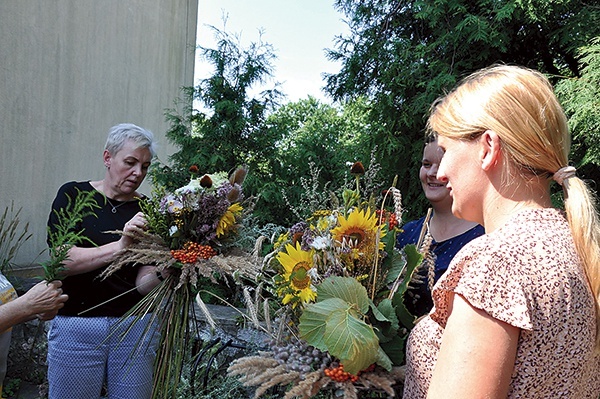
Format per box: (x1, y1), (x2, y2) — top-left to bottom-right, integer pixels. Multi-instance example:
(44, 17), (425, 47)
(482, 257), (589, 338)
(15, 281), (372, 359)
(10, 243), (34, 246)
(216, 203), (243, 237)
(271, 232), (288, 252)
(277, 243), (316, 305)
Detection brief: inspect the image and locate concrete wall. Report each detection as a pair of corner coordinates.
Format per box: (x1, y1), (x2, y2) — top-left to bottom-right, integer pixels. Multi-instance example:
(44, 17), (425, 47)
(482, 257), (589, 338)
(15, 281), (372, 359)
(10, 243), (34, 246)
(0, 0), (198, 266)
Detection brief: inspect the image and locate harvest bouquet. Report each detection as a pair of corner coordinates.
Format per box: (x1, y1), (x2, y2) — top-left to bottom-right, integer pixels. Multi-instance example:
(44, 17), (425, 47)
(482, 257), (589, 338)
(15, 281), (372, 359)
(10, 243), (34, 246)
(228, 162), (423, 399)
(102, 166), (260, 399)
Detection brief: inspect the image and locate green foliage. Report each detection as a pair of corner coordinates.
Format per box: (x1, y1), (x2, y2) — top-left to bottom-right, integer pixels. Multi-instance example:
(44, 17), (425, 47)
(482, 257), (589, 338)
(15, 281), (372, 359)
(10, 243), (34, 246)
(2, 377), (21, 398)
(151, 26), (282, 194)
(298, 276), (383, 375)
(555, 37), (600, 189)
(259, 96), (384, 224)
(42, 189), (99, 281)
(326, 0), (600, 220)
(151, 23), (388, 226)
(0, 203), (31, 272)
(390, 244), (423, 330)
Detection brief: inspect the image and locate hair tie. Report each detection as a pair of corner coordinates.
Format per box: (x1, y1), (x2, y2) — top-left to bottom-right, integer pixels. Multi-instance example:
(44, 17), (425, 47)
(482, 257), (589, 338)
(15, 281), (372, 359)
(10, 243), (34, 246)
(553, 166), (576, 186)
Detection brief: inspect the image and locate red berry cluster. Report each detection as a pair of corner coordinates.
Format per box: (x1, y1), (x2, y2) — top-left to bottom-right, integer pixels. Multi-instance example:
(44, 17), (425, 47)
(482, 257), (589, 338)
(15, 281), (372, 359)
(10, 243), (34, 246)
(171, 242), (216, 263)
(325, 364), (358, 382)
(324, 363), (376, 383)
(376, 209), (398, 230)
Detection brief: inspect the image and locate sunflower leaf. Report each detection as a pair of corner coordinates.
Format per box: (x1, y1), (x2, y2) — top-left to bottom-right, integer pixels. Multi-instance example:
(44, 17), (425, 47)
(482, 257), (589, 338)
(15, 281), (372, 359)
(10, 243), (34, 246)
(383, 247), (408, 285)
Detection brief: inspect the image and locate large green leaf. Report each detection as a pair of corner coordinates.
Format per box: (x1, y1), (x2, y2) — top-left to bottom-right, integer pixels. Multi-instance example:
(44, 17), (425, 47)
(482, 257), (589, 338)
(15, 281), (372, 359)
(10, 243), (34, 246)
(324, 308), (379, 375)
(379, 333), (407, 366)
(316, 276), (370, 313)
(299, 297), (349, 352)
(391, 244), (422, 329)
(375, 346), (393, 371)
(299, 283), (380, 375)
(372, 298), (399, 343)
(383, 247), (407, 285)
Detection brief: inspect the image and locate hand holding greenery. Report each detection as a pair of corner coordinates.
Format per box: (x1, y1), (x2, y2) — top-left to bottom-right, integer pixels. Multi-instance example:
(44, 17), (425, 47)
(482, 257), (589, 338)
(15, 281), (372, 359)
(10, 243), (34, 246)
(101, 166), (258, 399)
(42, 189), (99, 281)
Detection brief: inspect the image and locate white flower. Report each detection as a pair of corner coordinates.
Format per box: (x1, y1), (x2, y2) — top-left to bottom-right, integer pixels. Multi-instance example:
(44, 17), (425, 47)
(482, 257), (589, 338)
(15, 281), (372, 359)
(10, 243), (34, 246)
(169, 226), (179, 236)
(175, 179), (201, 195)
(308, 268), (320, 281)
(310, 236), (331, 250)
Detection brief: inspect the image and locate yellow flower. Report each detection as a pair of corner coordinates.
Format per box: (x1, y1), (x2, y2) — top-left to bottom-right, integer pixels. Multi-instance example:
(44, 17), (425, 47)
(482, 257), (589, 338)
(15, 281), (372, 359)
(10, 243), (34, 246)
(277, 243), (316, 304)
(216, 203), (243, 237)
(331, 207), (386, 252)
(273, 232), (289, 251)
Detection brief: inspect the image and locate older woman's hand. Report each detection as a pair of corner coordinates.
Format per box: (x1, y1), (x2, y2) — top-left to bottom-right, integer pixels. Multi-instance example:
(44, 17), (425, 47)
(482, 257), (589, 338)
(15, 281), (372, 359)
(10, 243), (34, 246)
(119, 212), (148, 248)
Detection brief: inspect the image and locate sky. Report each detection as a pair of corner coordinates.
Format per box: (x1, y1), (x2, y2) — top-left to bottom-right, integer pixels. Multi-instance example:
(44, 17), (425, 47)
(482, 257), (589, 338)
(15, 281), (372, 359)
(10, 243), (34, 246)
(194, 0), (349, 104)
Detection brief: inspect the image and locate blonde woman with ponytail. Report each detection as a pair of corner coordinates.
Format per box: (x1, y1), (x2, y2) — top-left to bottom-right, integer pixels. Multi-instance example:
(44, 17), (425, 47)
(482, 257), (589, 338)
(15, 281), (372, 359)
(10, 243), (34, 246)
(403, 65), (600, 399)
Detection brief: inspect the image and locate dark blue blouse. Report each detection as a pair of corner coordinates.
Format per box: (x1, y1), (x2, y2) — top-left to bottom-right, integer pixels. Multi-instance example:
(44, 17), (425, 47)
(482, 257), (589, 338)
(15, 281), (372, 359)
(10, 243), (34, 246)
(396, 215), (484, 317)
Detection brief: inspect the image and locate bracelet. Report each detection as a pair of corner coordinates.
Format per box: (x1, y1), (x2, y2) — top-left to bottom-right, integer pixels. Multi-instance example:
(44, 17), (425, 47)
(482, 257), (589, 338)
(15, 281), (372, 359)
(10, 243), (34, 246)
(156, 271), (165, 281)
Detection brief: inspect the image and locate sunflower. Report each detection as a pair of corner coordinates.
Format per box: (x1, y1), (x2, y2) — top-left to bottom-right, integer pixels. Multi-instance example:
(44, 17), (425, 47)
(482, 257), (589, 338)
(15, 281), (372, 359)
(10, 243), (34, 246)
(216, 203), (243, 237)
(331, 207), (386, 252)
(276, 242), (316, 305)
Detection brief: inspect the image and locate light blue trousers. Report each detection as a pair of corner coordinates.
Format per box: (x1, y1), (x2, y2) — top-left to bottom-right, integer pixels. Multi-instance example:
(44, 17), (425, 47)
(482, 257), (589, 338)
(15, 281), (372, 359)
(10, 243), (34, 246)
(47, 315), (159, 399)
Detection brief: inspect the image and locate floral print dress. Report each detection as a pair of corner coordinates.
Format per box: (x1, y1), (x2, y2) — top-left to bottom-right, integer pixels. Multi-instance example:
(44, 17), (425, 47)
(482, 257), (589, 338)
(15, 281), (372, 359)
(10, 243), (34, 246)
(403, 208), (600, 398)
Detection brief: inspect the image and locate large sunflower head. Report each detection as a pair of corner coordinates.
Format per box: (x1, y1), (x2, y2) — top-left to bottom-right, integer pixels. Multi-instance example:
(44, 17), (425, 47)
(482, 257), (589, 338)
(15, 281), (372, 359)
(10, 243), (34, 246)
(216, 202), (243, 237)
(276, 242), (316, 306)
(331, 207), (386, 251)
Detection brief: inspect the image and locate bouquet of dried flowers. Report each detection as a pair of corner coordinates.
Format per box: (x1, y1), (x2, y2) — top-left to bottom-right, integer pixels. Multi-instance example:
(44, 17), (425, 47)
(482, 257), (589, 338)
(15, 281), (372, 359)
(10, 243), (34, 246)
(228, 162), (423, 399)
(101, 166), (260, 399)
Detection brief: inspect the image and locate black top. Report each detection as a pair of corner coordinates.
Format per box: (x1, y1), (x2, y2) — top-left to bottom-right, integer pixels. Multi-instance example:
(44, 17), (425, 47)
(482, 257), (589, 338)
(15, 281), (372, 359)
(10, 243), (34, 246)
(47, 181), (144, 317)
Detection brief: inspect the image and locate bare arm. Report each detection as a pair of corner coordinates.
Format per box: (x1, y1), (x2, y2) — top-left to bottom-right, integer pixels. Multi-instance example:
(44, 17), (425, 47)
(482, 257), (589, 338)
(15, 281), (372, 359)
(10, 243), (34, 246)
(135, 265), (168, 296)
(0, 280), (68, 332)
(427, 293), (520, 399)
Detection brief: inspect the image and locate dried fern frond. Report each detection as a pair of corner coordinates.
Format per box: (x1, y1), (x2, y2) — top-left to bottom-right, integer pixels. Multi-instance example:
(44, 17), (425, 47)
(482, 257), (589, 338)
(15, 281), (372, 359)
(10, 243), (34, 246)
(339, 380), (358, 399)
(243, 287), (261, 329)
(391, 186), (403, 223)
(390, 365), (406, 381)
(263, 298), (272, 333)
(99, 232), (174, 279)
(310, 375), (333, 397)
(253, 235), (268, 258)
(194, 295), (216, 330)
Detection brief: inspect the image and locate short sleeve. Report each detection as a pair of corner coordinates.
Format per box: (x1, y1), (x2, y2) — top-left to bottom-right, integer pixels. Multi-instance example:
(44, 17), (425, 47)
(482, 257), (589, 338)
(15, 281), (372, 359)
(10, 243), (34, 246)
(430, 236), (534, 331)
